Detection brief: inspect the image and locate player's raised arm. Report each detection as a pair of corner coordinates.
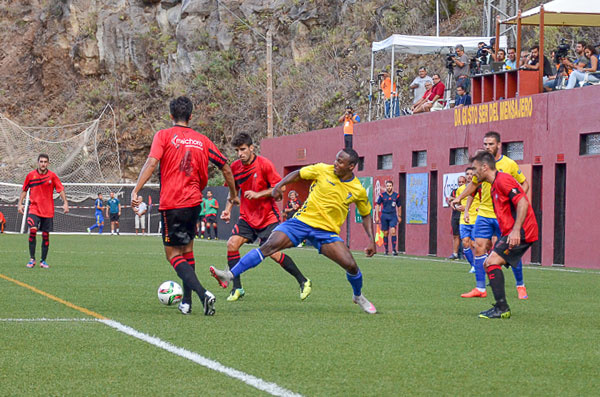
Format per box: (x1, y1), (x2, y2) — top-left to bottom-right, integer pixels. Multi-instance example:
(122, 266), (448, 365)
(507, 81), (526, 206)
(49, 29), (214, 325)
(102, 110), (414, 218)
(272, 170), (301, 201)
(452, 180), (479, 205)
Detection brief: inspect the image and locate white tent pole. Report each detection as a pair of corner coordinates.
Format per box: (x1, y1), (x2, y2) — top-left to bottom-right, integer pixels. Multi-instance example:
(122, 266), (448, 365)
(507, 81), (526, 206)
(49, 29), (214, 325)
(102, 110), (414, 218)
(436, 0), (440, 36)
(368, 51), (375, 122)
(390, 47), (395, 118)
(20, 190), (30, 234)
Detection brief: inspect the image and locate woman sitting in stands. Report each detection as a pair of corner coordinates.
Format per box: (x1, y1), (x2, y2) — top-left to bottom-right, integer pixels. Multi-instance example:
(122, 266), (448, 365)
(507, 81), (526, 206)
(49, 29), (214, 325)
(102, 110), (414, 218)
(411, 74), (445, 114)
(565, 45), (599, 89)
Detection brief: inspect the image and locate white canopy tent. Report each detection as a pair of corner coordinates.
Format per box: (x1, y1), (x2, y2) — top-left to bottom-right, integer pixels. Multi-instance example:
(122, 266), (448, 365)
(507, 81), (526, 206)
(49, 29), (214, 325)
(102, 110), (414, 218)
(502, 0), (600, 26)
(368, 35), (508, 120)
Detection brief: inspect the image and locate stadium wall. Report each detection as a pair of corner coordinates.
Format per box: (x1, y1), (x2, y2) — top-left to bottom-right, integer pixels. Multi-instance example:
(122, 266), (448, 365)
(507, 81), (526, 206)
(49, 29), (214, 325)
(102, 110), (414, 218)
(261, 85), (600, 269)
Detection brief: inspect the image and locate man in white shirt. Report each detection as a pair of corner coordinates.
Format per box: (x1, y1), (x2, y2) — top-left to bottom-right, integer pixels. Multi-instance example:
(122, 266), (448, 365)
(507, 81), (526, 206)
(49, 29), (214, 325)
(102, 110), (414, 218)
(134, 195), (147, 235)
(409, 67), (433, 104)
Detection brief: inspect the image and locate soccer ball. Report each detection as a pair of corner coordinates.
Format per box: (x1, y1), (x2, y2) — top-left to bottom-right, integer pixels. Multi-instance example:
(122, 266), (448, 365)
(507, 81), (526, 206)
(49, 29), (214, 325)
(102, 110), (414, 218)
(157, 281), (183, 306)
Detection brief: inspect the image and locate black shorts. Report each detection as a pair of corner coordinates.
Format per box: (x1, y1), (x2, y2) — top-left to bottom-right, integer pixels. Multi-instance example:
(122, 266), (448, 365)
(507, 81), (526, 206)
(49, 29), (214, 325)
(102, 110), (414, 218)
(231, 218), (278, 246)
(204, 214), (217, 224)
(451, 214), (460, 236)
(109, 213), (120, 222)
(493, 233), (533, 267)
(160, 206), (201, 247)
(27, 214), (53, 232)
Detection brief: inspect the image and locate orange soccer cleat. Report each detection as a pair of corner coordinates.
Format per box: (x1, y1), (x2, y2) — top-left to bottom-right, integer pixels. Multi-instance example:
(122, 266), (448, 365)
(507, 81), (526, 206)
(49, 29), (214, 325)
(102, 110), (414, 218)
(517, 285), (528, 300)
(461, 288), (487, 298)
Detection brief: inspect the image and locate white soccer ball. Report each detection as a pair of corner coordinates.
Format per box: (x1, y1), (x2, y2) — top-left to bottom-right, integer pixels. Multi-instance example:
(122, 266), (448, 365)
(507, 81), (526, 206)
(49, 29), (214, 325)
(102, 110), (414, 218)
(157, 281), (183, 306)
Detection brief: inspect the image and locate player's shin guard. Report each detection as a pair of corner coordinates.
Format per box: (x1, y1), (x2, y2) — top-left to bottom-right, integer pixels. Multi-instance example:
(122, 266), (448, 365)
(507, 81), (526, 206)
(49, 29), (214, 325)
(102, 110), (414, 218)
(391, 235), (397, 251)
(474, 254), (487, 290)
(28, 229), (37, 259)
(227, 251), (242, 290)
(170, 255), (207, 300)
(486, 264), (508, 309)
(346, 269), (363, 296)
(41, 232), (50, 261)
(181, 252), (196, 304)
(230, 248), (265, 277)
(276, 253), (307, 285)
(383, 236), (389, 253)
(511, 260), (524, 286)
(463, 247), (474, 267)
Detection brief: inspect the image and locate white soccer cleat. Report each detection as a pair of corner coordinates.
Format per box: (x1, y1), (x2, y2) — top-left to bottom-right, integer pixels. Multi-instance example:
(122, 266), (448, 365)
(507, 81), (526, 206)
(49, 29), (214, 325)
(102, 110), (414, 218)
(203, 291), (216, 316)
(352, 294), (377, 314)
(178, 302), (191, 315)
(209, 266), (233, 289)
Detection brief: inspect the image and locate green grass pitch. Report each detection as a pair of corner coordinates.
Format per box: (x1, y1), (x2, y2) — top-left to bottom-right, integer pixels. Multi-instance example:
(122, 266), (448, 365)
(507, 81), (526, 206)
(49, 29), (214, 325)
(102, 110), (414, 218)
(1, 234), (599, 396)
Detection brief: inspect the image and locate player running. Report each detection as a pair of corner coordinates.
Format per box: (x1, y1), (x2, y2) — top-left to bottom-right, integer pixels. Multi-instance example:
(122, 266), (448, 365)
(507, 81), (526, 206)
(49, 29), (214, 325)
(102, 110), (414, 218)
(220, 133), (311, 302)
(211, 148), (378, 314)
(131, 96), (239, 316)
(18, 154), (70, 268)
(375, 180), (401, 255)
(87, 193), (105, 234)
(468, 151), (538, 318)
(453, 131), (529, 300)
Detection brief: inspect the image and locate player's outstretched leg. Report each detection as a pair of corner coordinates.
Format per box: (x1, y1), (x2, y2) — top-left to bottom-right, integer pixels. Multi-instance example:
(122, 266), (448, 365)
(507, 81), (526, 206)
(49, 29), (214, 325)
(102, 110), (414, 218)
(178, 252), (196, 314)
(512, 260), (528, 299)
(270, 252), (311, 300)
(320, 241), (376, 314)
(40, 231), (50, 268)
(226, 250), (244, 301)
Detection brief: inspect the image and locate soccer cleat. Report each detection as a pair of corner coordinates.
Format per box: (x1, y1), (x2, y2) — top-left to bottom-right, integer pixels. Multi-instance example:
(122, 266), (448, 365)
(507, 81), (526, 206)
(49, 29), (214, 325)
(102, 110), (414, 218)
(393, 251), (398, 256)
(86, 227), (91, 235)
(178, 302), (192, 315)
(207, 237), (211, 240)
(300, 279), (312, 300)
(209, 266), (232, 289)
(448, 253), (458, 260)
(352, 294), (377, 314)
(469, 266), (476, 273)
(203, 291), (216, 316)
(461, 288), (487, 298)
(26, 259), (35, 268)
(479, 305), (511, 319)
(226, 288), (245, 302)
(517, 285), (528, 300)
(39, 261), (49, 269)
(384, 251), (389, 256)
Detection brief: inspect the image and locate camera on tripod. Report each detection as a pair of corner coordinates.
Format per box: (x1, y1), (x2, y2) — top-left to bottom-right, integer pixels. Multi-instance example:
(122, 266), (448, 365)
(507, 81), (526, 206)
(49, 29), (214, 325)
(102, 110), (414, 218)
(554, 39), (570, 64)
(446, 53), (458, 69)
(476, 45), (492, 65)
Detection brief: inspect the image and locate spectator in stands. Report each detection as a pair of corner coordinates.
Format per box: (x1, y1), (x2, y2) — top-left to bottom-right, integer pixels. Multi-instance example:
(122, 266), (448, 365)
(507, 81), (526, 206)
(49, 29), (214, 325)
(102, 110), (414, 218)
(562, 41), (587, 72)
(0, 210), (5, 233)
(454, 85), (471, 107)
(338, 105), (360, 149)
(411, 74), (444, 114)
(410, 81), (433, 114)
(134, 195), (147, 235)
(409, 67), (433, 105)
(565, 45), (599, 89)
(494, 49), (506, 64)
(521, 45), (553, 79)
(451, 44), (470, 93)
(284, 190), (302, 221)
(504, 47), (518, 70)
(380, 71), (400, 118)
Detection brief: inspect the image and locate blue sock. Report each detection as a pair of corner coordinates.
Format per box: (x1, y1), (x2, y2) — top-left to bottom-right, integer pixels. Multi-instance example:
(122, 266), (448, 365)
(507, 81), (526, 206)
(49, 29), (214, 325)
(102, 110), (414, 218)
(463, 247), (474, 267)
(346, 270), (363, 296)
(89, 224), (98, 231)
(512, 260), (524, 286)
(474, 254), (487, 290)
(99, 225), (104, 234)
(231, 248), (264, 277)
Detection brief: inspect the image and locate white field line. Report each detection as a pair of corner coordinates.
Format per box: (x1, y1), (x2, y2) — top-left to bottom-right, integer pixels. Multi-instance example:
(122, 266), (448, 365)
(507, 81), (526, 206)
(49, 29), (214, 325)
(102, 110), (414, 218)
(99, 319), (302, 397)
(0, 318), (95, 322)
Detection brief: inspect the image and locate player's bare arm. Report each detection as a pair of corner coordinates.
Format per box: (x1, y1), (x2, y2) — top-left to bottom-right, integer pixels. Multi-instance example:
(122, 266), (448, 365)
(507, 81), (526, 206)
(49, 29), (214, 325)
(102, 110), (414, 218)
(17, 190), (27, 215)
(463, 195), (473, 224)
(131, 156), (159, 206)
(221, 163), (239, 206)
(508, 197), (529, 248)
(361, 213), (376, 257)
(59, 190), (69, 213)
(244, 188), (274, 200)
(451, 181), (479, 205)
(272, 170), (301, 201)
(520, 179), (530, 194)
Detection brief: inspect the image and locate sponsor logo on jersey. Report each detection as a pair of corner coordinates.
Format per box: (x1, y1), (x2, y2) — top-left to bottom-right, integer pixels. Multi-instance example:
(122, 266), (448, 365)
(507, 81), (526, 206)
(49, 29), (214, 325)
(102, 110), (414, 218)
(171, 134), (204, 150)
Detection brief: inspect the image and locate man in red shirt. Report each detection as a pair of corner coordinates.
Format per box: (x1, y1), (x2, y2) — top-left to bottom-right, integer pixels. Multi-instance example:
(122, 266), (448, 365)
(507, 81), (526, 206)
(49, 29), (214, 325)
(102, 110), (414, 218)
(131, 96), (239, 316)
(18, 154), (69, 268)
(469, 151), (538, 319)
(220, 132), (311, 302)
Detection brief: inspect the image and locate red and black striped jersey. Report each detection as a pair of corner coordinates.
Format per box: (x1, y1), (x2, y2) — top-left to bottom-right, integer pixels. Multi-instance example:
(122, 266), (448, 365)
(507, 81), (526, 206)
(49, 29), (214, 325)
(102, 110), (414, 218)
(22, 169), (64, 218)
(149, 125), (227, 210)
(230, 155), (281, 229)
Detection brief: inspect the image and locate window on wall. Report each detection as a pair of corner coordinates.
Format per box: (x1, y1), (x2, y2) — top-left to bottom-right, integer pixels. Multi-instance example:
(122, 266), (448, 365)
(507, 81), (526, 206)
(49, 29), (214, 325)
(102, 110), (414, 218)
(358, 156), (364, 171)
(450, 147), (469, 165)
(580, 133), (600, 155)
(502, 141), (524, 160)
(412, 150), (427, 167)
(377, 154), (393, 170)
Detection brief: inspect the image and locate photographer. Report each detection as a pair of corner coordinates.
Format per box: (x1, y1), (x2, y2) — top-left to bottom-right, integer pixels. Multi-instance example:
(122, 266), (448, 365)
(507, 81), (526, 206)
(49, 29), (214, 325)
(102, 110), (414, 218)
(451, 45), (470, 92)
(338, 105), (360, 149)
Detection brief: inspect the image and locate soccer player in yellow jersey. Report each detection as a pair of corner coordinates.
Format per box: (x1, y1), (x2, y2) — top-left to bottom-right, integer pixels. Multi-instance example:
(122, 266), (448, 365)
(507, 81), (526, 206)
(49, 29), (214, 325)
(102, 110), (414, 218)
(452, 131), (529, 300)
(211, 148), (378, 314)
(452, 167), (480, 274)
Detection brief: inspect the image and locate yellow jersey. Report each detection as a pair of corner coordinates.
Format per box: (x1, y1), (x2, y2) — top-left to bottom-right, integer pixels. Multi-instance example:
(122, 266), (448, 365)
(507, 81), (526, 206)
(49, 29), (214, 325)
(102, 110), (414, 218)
(456, 184), (479, 225)
(472, 155), (526, 219)
(294, 163), (371, 234)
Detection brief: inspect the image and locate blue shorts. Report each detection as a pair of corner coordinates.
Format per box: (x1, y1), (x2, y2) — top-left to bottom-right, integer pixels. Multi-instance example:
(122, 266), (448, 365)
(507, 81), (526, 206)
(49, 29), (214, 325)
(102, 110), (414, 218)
(95, 212), (104, 224)
(274, 218), (344, 253)
(473, 216), (501, 240)
(380, 213), (398, 231)
(459, 224), (474, 240)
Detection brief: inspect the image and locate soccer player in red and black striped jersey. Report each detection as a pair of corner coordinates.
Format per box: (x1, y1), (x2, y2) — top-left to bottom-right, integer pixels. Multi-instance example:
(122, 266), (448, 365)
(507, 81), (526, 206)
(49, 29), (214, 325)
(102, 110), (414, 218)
(469, 151), (538, 319)
(131, 96), (239, 316)
(18, 154), (69, 269)
(220, 133), (311, 302)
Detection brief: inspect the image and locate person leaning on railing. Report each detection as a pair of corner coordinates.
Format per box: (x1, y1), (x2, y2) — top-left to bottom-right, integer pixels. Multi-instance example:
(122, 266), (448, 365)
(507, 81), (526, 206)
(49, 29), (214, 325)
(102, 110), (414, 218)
(565, 45), (599, 89)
